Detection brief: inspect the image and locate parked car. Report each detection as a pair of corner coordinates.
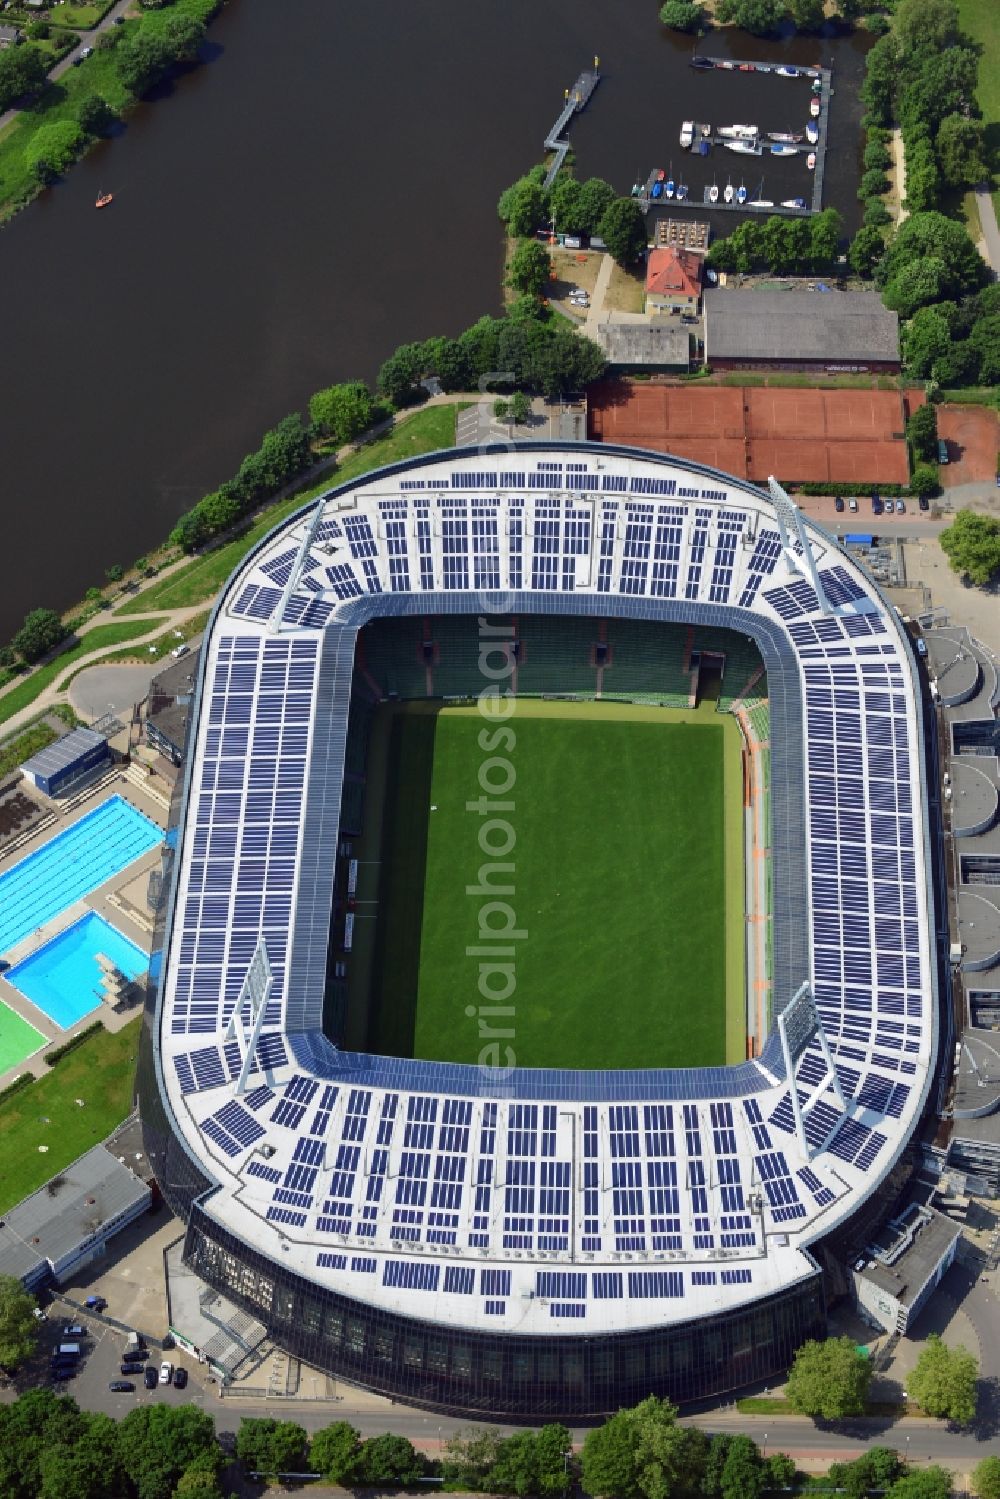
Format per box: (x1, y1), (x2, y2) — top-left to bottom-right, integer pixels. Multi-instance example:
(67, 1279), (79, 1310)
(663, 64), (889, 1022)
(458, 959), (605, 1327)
(144, 1366), (159, 1390)
(848, 498), (858, 512)
(51, 1366), (75, 1381)
(884, 498), (894, 513)
(109, 1381), (135, 1393)
(937, 437), (949, 464)
(896, 498), (906, 513)
(159, 1361), (173, 1385)
(834, 496), (845, 512)
(919, 495), (930, 511)
(916, 638), (928, 658)
(121, 1361), (145, 1376)
(79, 46), (93, 58)
(173, 1367), (188, 1389)
(62, 1325), (86, 1338)
(84, 1296), (107, 1311)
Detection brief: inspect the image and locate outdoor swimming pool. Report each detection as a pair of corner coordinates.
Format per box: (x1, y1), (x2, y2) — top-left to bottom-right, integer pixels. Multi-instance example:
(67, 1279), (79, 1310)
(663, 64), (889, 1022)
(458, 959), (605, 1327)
(0, 796), (162, 957)
(5, 912), (149, 1030)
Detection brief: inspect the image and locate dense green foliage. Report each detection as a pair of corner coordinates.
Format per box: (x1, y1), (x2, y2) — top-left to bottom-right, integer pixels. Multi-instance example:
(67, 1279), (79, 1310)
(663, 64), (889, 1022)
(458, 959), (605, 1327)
(0, 1275), (39, 1372)
(716, 0), (786, 32)
(24, 119), (83, 181)
(77, 93), (114, 136)
(116, 14), (206, 96)
(308, 380), (378, 445)
(785, 1336), (872, 1420)
(11, 607), (68, 664)
(707, 208), (843, 275)
(829, 1447), (907, 1499)
(598, 197), (648, 265)
(906, 402), (938, 461)
(235, 1418), (309, 1480)
(497, 166), (616, 242)
(973, 1457), (1000, 1499)
(508, 237), (553, 297)
(908, 1336), (978, 1425)
(0, 42), (47, 112)
(659, 0), (705, 30)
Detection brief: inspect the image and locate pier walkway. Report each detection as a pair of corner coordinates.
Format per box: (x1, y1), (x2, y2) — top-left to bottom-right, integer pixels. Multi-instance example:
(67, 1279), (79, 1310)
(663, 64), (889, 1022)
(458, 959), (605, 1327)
(543, 66), (600, 189)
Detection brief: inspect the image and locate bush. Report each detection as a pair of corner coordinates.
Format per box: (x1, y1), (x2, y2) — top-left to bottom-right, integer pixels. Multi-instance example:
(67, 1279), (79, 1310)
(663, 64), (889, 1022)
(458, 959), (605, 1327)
(906, 403), (938, 462)
(24, 120), (84, 180)
(859, 167), (889, 199)
(864, 198), (892, 227)
(43, 1021), (103, 1067)
(11, 608), (68, 665)
(864, 140), (891, 172)
(659, 0), (704, 29)
(909, 462), (940, 498)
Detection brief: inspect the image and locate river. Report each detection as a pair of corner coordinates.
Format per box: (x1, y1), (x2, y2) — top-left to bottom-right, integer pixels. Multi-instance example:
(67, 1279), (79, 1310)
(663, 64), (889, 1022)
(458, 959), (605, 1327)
(0, 1), (871, 641)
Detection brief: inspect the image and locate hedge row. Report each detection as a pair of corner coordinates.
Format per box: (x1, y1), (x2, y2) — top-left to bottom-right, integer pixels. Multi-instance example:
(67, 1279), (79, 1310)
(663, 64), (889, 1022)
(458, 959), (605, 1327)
(43, 1020), (103, 1068)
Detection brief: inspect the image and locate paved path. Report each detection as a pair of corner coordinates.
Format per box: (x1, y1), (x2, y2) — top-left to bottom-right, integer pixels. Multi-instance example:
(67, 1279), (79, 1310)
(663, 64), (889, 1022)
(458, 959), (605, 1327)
(974, 188), (1000, 275)
(582, 253), (615, 334)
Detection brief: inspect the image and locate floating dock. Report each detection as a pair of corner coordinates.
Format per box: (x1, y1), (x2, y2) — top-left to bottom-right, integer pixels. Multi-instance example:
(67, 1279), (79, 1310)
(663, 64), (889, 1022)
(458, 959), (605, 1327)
(543, 63), (601, 189)
(637, 61), (832, 218)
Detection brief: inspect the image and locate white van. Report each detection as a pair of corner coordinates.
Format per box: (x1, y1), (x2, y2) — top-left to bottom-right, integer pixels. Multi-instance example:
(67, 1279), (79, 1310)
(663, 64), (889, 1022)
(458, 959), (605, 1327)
(57, 1343), (81, 1357)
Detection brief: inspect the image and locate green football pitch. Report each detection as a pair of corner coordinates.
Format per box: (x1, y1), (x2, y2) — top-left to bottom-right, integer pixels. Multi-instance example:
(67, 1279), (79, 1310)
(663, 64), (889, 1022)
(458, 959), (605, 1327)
(357, 699), (746, 1071)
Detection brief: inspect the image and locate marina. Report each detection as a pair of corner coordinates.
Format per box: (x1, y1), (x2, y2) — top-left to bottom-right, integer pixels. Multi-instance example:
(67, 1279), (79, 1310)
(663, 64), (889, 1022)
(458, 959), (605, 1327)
(634, 58), (833, 217)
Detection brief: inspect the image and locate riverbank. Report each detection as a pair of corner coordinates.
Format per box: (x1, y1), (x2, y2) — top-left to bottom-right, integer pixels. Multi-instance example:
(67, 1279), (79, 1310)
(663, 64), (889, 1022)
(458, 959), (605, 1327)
(0, 0), (225, 223)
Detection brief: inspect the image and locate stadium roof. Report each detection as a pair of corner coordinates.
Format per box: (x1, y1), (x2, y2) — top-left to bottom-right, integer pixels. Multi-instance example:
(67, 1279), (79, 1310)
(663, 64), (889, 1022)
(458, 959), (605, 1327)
(704, 289), (900, 364)
(153, 443), (937, 1337)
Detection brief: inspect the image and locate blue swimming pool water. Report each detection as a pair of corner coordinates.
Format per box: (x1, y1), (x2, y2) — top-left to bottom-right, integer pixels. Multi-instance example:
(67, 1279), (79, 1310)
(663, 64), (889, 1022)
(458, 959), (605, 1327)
(6, 912), (149, 1029)
(0, 796), (161, 957)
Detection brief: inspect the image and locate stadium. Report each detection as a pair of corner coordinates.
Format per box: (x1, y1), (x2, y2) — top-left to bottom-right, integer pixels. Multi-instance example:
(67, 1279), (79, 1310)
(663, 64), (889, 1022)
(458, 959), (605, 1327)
(139, 441), (942, 1418)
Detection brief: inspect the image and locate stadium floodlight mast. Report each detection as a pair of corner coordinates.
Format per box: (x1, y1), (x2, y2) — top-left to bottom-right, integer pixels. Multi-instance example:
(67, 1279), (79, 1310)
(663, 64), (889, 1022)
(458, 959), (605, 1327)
(767, 476), (833, 616)
(224, 937), (273, 1094)
(776, 981), (846, 1159)
(268, 498), (328, 634)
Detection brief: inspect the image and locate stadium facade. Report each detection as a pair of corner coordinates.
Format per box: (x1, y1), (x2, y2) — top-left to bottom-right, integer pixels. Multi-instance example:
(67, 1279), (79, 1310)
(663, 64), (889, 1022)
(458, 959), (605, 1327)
(139, 442), (941, 1417)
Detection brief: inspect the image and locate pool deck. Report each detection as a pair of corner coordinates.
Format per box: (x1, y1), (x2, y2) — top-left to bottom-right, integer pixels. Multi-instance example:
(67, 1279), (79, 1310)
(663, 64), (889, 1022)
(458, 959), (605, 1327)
(0, 773), (166, 1089)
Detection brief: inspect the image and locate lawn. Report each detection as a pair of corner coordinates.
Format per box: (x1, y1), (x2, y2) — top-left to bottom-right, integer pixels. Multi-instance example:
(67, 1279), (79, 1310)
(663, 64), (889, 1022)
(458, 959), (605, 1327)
(0, 1003), (45, 1076)
(0, 1017), (139, 1214)
(954, 0), (1000, 212)
(115, 405), (458, 616)
(0, 618), (166, 726)
(366, 700), (745, 1071)
(60, 609), (209, 684)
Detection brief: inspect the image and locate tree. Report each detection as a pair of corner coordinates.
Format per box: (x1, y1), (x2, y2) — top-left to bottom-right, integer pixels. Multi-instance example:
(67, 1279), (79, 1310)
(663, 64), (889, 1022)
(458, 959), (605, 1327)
(78, 93), (113, 135)
(936, 113), (987, 189)
(442, 1427), (504, 1490)
(765, 1452), (798, 1488)
(162, 14), (207, 63)
(861, 34), (899, 128)
(493, 397), (510, 420)
(26, 20), (50, 39)
(40, 1411), (124, 1499)
(118, 1405), (218, 1499)
(860, 167), (889, 199)
(12, 608), (68, 665)
(884, 254), (950, 318)
(830, 1446), (907, 1499)
(720, 1434), (763, 1499)
(903, 138), (940, 214)
(909, 462), (940, 498)
(116, 31), (176, 95)
(968, 315), (1000, 385)
(377, 341), (425, 404)
(716, 0), (786, 34)
(581, 1398), (702, 1499)
(790, 0), (825, 29)
(581, 1410), (641, 1499)
(941, 509), (1000, 585)
(809, 207), (843, 267)
(598, 198), (647, 265)
(355, 1432), (425, 1485)
(785, 1336), (872, 1420)
(0, 43), (47, 112)
(864, 140), (891, 172)
(173, 1472), (224, 1499)
(659, 1), (704, 31)
(0, 1277), (38, 1371)
(510, 389), (531, 424)
(498, 173), (547, 238)
(864, 198), (892, 227)
(508, 238), (552, 297)
(973, 1456), (1000, 1499)
(576, 176), (617, 235)
(849, 225), (886, 278)
(906, 403), (938, 461)
(310, 1421), (361, 1484)
(893, 0), (960, 56)
(888, 1468), (954, 1499)
(908, 1333), (978, 1424)
(236, 1417), (308, 1478)
(308, 380), (375, 444)
(24, 120), (83, 180)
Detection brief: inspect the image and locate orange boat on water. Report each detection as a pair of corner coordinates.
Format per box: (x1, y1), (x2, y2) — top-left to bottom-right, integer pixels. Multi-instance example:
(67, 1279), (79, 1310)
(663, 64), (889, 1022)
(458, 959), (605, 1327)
(95, 190), (113, 209)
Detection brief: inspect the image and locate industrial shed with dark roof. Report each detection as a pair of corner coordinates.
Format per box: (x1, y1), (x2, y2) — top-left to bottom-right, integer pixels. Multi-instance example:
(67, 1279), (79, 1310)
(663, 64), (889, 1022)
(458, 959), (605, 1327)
(704, 289), (900, 373)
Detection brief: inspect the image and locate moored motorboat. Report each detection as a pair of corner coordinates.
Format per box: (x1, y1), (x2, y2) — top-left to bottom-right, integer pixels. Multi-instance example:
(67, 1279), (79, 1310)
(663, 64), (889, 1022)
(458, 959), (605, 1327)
(709, 178), (719, 203)
(770, 143), (799, 156)
(781, 197), (808, 208)
(810, 96), (821, 117)
(739, 62), (754, 71)
(665, 166), (675, 199)
(776, 64), (799, 77)
(726, 139), (762, 155)
(698, 139), (710, 155)
(749, 197), (774, 208)
(768, 131), (803, 143)
(736, 180), (748, 205)
(690, 55), (714, 69)
(806, 152), (816, 170)
(718, 60), (736, 70)
(651, 181), (663, 199)
(811, 77), (823, 93)
(680, 120), (694, 148)
(718, 123), (759, 139)
(805, 120), (819, 144)
(723, 177), (734, 204)
(676, 179), (689, 201)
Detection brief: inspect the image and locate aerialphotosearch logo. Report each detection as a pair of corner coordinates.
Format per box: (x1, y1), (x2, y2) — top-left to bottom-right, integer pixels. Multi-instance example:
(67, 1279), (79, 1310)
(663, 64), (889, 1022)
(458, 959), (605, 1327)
(464, 375), (523, 1080)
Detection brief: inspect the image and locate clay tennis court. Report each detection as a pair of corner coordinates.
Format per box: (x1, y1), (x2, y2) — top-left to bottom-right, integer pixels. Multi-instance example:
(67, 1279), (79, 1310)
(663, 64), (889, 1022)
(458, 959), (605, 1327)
(589, 381), (910, 485)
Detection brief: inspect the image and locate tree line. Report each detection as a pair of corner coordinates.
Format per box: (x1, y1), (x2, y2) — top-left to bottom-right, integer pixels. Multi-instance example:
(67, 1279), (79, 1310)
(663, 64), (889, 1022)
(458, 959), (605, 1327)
(498, 164), (648, 266)
(705, 208), (844, 276)
(660, 0), (866, 35)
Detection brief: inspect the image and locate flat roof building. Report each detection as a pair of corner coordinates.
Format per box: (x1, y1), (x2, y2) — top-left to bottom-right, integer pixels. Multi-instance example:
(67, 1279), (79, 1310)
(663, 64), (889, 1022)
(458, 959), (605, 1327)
(704, 289), (900, 373)
(594, 320), (691, 371)
(852, 1204), (960, 1335)
(0, 1144), (151, 1292)
(20, 725), (110, 798)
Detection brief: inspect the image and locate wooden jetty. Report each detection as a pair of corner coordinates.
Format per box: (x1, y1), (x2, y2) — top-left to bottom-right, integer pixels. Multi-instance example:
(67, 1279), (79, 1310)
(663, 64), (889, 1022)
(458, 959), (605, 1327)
(637, 61), (832, 218)
(543, 62), (601, 189)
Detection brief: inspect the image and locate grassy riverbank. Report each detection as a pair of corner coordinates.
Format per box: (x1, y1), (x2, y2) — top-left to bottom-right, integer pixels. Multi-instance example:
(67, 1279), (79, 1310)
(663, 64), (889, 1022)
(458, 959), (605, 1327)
(0, 617), (165, 727)
(954, 0), (1000, 215)
(115, 404), (459, 616)
(0, 0), (223, 222)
